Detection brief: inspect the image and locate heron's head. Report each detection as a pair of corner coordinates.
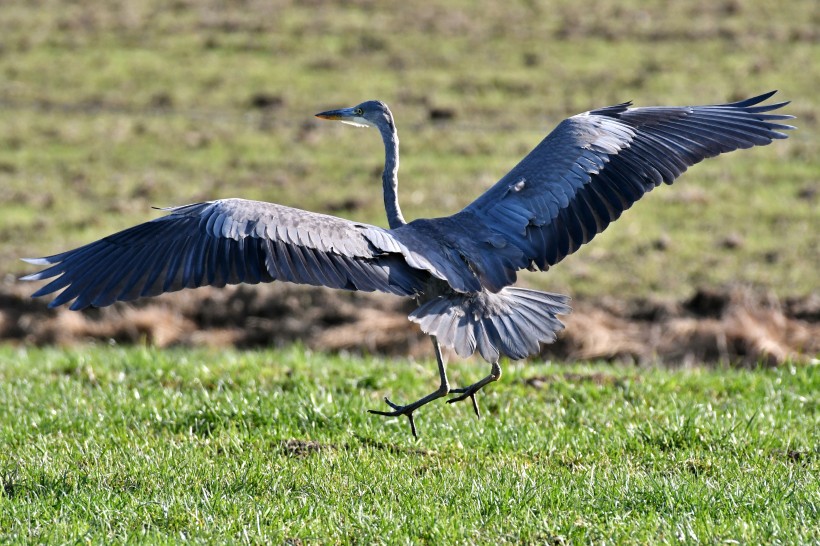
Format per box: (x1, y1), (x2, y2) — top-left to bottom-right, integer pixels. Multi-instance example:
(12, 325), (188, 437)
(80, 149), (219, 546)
(315, 100), (393, 130)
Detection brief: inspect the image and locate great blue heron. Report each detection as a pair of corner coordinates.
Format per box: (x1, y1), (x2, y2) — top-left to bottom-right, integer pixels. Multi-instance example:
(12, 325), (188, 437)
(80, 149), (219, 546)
(23, 91), (793, 436)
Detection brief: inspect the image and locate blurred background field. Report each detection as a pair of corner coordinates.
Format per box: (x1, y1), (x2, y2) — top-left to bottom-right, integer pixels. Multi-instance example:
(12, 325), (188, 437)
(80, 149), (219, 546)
(0, 0), (817, 301)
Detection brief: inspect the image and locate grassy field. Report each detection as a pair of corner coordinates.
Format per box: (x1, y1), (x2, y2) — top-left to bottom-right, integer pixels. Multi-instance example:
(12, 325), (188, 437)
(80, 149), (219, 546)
(1, 0), (818, 299)
(0, 2), (817, 543)
(0, 346), (817, 543)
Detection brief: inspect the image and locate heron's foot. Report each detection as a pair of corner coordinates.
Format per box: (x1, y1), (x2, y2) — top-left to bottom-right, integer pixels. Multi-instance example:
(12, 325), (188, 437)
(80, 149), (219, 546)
(446, 362), (502, 419)
(368, 385), (449, 437)
(447, 387), (482, 417)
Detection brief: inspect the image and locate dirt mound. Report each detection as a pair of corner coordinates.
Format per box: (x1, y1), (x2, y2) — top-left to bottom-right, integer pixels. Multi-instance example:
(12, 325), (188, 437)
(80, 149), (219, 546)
(1, 281), (817, 366)
(555, 288), (818, 366)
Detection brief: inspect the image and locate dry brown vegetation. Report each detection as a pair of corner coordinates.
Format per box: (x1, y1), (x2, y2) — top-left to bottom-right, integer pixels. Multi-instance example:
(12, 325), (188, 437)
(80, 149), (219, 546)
(3, 282), (816, 366)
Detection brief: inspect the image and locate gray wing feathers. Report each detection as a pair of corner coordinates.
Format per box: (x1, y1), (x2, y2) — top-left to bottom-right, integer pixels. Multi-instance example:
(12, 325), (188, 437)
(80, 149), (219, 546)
(23, 199), (428, 309)
(466, 91), (794, 271)
(410, 287), (570, 363)
(172, 199), (383, 256)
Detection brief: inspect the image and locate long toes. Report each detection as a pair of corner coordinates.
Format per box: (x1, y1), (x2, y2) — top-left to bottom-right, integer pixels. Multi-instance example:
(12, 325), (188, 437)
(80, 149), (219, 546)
(447, 390), (481, 417)
(367, 395), (407, 416)
(469, 394), (480, 417)
(367, 405), (418, 436)
(368, 408), (397, 416)
(383, 396), (403, 411)
(447, 391), (471, 403)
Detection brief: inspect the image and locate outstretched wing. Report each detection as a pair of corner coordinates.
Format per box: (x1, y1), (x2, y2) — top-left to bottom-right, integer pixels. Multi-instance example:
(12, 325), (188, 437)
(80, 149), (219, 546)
(22, 198), (428, 310)
(464, 91), (794, 272)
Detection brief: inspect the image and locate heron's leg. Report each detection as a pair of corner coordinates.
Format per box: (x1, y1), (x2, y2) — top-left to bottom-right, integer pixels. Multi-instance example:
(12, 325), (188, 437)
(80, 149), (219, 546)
(368, 336), (450, 437)
(447, 361), (502, 418)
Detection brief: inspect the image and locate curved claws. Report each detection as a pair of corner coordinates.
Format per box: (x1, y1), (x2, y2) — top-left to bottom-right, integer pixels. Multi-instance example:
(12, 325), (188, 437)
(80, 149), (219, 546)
(447, 362), (501, 419)
(368, 398), (419, 437)
(366, 336), (449, 438)
(406, 412), (417, 437)
(447, 389), (481, 418)
(380, 396), (403, 411)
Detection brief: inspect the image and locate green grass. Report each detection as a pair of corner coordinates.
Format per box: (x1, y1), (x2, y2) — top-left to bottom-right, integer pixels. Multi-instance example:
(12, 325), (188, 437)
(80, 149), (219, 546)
(1, 0), (818, 299)
(0, 346), (817, 543)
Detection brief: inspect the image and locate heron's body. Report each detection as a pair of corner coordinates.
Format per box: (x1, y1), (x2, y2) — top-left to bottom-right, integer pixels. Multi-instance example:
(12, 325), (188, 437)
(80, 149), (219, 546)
(23, 92), (794, 435)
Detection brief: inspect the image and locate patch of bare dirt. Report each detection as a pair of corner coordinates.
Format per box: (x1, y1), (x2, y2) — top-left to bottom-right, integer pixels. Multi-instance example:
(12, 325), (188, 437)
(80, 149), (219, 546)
(1, 281), (817, 366)
(278, 439), (333, 457)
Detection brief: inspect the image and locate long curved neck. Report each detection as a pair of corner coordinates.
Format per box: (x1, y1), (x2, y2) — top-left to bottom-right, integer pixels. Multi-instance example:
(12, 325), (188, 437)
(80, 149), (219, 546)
(378, 121), (406, 229)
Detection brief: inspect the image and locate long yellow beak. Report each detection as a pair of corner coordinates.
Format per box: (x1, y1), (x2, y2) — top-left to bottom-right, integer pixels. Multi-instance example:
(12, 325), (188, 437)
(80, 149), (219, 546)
(315, 107), (357, 121)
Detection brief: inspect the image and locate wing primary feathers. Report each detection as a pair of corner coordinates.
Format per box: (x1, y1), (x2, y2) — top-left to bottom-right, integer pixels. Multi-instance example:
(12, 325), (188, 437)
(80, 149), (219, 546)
(92, 243), (162, 306)
(205, 236), (220, 286)
(228, 238), (245, 284)
(22, 243), (101, 282)
(271, 239), (296, 283)
(286, 244), (320, 286)
(194, 231), (213, 287)
(717, 90), (778, 107)
(212, 238), (230, 287)
(49, 243), (125, 308)
(241, 237), (263, 285)
(459, 91), (792, 272)
(157, 237), (190, 294)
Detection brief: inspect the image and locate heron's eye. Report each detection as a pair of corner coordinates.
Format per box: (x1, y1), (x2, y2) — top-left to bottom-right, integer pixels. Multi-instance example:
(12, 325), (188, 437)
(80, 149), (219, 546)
(355, 108), (364, 116)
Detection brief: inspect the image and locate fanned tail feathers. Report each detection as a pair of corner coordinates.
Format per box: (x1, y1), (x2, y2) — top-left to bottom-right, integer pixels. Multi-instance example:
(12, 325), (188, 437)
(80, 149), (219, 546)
(409, 287), (571, 362)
